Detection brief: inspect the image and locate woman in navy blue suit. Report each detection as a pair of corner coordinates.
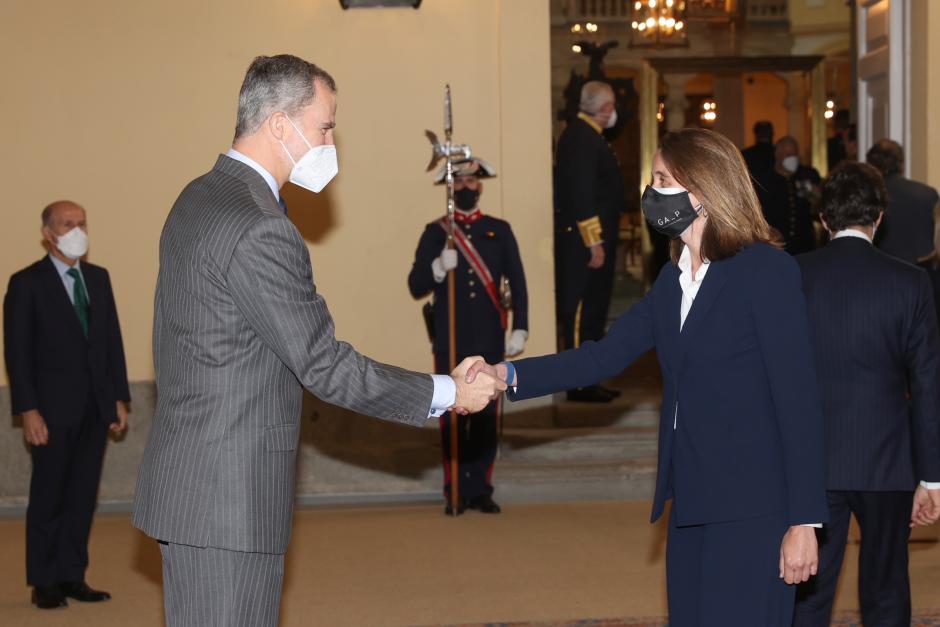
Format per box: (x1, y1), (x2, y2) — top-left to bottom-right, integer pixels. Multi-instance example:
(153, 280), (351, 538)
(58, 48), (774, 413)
(468, 129), (828, 625)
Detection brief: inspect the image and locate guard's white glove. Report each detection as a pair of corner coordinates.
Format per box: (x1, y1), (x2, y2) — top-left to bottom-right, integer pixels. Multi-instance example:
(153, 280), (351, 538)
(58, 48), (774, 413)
(432, 249), (458, 283)
(505, 329), (528, 357)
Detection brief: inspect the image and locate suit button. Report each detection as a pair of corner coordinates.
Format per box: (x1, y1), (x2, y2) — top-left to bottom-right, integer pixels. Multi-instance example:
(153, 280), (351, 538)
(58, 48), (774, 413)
(469, 280), (475, 286)
(467, 269), (473, 275)
(470, 292), (477, 298)
(467, 234), (472, 240)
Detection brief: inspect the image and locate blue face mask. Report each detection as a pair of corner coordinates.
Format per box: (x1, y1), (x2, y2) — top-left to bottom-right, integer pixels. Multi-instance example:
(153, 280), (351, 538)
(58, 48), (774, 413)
(641, 185), (703, 239)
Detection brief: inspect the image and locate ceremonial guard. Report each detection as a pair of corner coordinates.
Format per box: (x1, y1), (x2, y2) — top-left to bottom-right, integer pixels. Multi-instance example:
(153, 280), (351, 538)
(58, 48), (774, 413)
(408, 159), (528, 515)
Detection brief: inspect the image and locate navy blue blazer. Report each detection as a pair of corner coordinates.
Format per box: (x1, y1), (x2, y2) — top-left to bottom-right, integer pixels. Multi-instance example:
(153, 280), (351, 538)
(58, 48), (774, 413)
(4, 256), (131, 424)
(510, 243), (829, 527)
(798, 237), (940, 490)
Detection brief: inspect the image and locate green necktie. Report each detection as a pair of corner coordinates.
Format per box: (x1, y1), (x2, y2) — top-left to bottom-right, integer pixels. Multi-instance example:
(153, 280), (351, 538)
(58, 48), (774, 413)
(66, 267), (89, 336)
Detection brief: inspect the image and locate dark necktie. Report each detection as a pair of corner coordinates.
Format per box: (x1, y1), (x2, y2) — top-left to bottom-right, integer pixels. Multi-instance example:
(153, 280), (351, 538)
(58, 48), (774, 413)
(66, 267), (89, 336)
(278, 197), (288, 216)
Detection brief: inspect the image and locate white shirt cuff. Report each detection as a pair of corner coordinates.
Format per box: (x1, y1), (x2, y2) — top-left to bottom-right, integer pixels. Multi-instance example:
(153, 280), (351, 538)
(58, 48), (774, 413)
(428, 374), (456, 417)
(800, 523), (823, 528)
(921, 480), (940, 490)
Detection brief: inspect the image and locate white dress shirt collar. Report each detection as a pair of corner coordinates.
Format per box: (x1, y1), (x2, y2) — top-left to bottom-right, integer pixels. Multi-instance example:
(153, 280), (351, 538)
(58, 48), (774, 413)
(832, 228), (873, 244)
(678, 245), (710, 331)
(48, 252), (80, 278)
(48, 253), (85, 304)
(225, 148), (280, 201)
(679, 246), (711, 331)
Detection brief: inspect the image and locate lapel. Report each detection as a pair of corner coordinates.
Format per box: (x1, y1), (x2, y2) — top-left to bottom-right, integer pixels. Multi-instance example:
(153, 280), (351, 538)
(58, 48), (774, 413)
(82, 265), (100, 342)
(40, 256), (89, 342)
(660, 265), (683, 374)
(676, 258), (730, 368)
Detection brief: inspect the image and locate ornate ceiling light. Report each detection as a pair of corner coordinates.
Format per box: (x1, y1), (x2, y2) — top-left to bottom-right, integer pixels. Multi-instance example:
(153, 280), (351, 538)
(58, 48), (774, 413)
(630, 0), (689, 49)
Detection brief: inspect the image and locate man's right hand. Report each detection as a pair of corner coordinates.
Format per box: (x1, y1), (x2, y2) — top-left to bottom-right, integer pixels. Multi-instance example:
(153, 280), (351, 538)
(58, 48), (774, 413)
(587, 244), (605, 269)
(912, 485), (940, 527)
(22, 410), (49, 446)
(451, 356), (507, 414)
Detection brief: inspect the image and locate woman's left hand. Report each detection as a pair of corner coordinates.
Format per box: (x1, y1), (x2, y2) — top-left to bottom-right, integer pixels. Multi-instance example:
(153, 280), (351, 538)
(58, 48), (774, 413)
(779, 526), (818, 584)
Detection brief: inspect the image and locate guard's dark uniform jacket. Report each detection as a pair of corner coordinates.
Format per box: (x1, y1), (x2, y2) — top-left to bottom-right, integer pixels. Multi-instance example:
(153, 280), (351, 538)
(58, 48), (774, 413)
(554, 113), (625, 348)
(408, 210), (528, 360)
(408, 208), (528, 501)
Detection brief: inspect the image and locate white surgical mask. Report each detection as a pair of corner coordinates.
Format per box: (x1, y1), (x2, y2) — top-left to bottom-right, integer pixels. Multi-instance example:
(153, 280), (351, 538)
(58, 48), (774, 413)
(278, 116), (338, 193)
(56, 227), (89, 260)
(782, 155), (799, 173)
(605, 108), (618, 129)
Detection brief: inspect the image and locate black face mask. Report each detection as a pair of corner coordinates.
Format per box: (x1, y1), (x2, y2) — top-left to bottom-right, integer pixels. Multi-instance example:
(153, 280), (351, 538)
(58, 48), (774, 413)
(641, 185), (702, 239)
(454, 188), (480, 211)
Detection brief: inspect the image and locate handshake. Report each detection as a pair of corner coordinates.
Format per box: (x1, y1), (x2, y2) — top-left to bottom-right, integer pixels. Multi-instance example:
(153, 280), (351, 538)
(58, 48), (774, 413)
(448, 357), (511, 414)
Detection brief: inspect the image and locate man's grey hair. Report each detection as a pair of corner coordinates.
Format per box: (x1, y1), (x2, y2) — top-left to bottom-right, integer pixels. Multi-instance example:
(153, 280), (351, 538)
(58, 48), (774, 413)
(579, 81), (615, 115)
(234, 54), (337, 140)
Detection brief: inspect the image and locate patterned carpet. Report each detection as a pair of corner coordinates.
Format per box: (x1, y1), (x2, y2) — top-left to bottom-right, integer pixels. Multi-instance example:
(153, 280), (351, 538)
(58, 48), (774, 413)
(441, 609), (940, 627)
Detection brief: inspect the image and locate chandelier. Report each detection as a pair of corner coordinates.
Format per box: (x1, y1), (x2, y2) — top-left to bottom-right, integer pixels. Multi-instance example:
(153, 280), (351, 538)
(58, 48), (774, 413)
(630, 0), (689, 49)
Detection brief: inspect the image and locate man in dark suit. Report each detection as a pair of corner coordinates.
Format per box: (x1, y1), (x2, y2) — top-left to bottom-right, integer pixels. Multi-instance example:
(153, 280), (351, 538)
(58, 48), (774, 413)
(867, 139), (940, 266)
(554, 80), (624, 402)
(794, 162), (940, 627)
(4, 200), (130, 610)
(742, 120), (775, 177)
(409, 159), (528, 515)
(827, 110), (850, 172)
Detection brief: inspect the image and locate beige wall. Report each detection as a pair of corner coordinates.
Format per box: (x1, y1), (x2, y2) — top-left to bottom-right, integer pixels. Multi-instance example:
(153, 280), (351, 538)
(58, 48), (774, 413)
(742, 72), (791, 148)
(0, 0), (555, 384)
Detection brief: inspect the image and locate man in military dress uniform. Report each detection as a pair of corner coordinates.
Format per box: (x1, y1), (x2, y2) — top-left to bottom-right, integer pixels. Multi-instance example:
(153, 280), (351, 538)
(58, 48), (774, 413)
(756, 136), (821, 255)
(408, 160), (528, 515)
(554, 80), (625, 402)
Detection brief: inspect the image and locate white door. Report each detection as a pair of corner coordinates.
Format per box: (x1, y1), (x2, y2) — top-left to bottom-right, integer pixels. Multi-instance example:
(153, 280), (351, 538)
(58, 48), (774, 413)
(856, 0), (910, 173)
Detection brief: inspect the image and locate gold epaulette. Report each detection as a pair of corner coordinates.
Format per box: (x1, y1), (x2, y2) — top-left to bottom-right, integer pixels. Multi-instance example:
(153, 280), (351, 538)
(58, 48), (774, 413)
(577, 216), (603, 247)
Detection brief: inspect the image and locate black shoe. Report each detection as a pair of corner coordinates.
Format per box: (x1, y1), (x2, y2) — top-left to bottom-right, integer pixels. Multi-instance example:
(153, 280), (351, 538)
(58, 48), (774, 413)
(566, 386), (614, 403)
(444, 499), (466, 516)
(597, 385), (622, 399)
(59, 581), (111, 603)
(31, 585), (67, 610)
(467, 495), (501, 514)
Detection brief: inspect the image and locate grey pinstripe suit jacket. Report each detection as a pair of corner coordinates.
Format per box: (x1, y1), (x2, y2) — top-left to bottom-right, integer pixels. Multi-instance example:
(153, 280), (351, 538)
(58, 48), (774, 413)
(132, 155), (434, 554)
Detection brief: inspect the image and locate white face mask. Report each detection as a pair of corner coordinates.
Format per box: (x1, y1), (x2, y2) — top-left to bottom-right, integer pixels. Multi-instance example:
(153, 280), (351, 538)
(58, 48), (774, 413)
(782, 155), (799, 173)
(605, 108), (618, 129)
(55, 227), (89, 260)
(278, 116), (338, 193)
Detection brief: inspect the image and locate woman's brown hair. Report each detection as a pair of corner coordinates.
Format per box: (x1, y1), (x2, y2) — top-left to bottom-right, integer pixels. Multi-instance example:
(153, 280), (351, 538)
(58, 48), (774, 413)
(659, 128), (780, 264)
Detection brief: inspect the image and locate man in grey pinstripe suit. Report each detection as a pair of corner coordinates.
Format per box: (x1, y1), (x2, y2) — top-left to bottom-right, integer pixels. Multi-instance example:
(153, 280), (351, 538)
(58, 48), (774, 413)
(132, 55), (505, 627)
